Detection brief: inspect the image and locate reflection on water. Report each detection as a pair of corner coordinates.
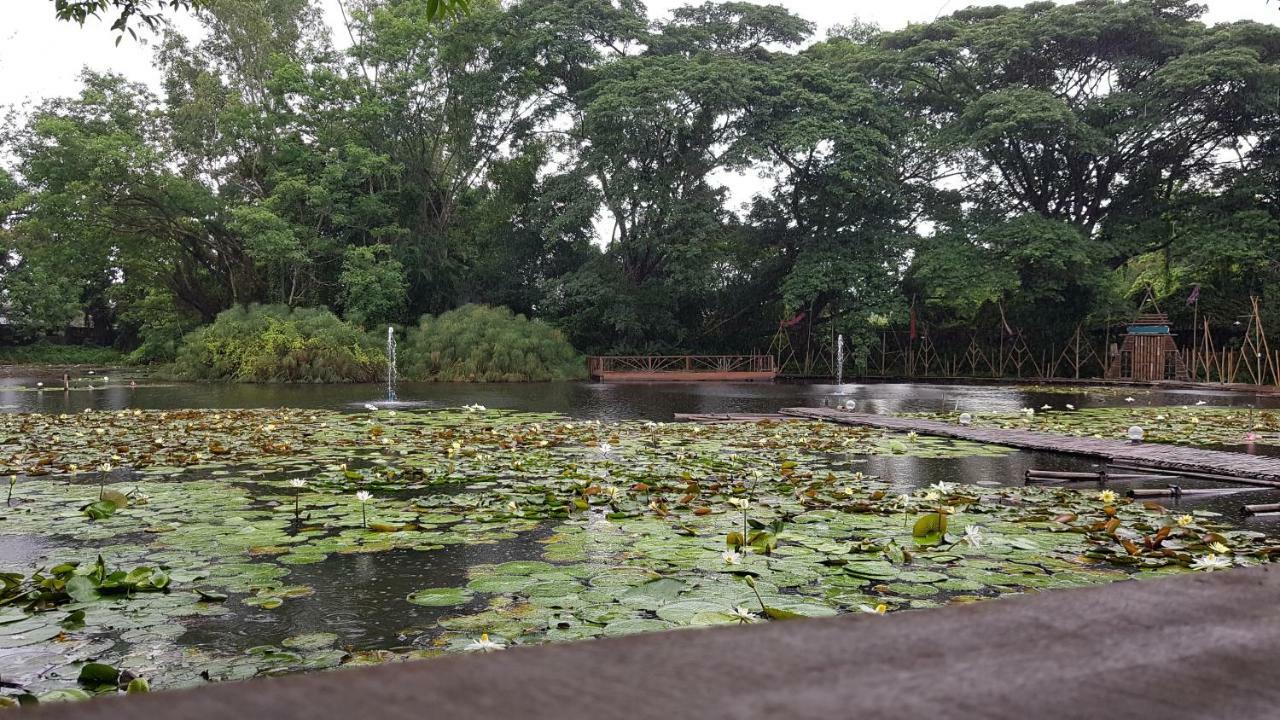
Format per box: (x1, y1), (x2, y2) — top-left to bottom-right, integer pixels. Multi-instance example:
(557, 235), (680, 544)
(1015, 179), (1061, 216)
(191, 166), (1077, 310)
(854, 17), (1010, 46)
(3, 375), (1278, 421)
(0, 534), (56, 570)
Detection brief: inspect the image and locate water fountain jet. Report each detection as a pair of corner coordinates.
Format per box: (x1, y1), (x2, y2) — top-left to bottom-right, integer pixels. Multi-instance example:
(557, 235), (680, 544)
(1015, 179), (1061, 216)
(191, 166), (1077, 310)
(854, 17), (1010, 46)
(386, 326), (398, 402)
(835, 334), (844, 386)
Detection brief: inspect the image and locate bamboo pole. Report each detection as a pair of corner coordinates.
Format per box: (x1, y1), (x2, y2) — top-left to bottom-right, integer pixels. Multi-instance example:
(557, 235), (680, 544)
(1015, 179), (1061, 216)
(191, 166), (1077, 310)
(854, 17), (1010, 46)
(1106, 463), (1280, 489)
(1026, 470), (1104, 480)
(1129, 487), (1252, 498)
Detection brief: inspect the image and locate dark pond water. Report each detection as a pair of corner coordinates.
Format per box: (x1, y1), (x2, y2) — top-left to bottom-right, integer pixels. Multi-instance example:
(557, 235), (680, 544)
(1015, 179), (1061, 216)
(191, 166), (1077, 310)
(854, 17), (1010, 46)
(4, 370), (1279, 420)
(182, 531), (554, 653)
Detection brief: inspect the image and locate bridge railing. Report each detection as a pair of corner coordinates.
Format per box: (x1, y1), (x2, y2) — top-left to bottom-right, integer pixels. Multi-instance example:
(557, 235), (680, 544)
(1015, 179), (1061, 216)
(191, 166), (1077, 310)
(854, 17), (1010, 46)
(587, 355), (778, 375)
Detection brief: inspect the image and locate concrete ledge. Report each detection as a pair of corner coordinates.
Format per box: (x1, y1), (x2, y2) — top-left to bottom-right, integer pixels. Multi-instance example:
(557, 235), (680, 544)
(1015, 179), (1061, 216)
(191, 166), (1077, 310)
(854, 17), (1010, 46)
(37, 566), (1280, 720)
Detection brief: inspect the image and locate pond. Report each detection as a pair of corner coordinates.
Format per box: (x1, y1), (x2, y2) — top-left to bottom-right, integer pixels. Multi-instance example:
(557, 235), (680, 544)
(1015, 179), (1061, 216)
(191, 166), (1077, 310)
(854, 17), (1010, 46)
(0, 378), (1278, 705)
(4, 369), (1280, 419)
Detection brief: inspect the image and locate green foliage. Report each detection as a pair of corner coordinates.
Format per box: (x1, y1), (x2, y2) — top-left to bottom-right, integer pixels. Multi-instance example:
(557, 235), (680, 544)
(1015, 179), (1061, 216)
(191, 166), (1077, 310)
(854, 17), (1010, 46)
(7, 0), (1280, 366)
(51, 0), (204, 38)
(119, 291), (201, 364)
(0, 343), (126, 367)
(172, 305), (384, 383)
(401, 305), (584, 382)
(338, 245), (407, 329)
(0, 555), (168, 612)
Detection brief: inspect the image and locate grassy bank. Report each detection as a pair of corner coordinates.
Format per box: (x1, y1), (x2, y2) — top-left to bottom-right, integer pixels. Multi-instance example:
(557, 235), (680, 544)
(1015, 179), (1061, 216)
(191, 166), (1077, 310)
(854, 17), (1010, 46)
(0, 342), (127, 367)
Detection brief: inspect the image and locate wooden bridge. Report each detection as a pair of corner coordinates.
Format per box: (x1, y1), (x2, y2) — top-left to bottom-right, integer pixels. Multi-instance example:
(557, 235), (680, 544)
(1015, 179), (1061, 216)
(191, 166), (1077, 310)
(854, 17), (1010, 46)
(587, 355), (778, 382)
(670, 407), (1280, 484)
(777, 407), (1280, 485)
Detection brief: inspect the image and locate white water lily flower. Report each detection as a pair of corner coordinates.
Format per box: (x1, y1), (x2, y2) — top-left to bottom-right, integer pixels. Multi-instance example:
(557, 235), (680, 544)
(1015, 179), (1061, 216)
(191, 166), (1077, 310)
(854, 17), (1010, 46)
(922, 490), (941, 502)
(962, 525), (984, 548)
(288, 478), (307, 489)
(35, 382), (43, 388)
(363, 403), (378, 412)
(1196, 400), (1207, 406)
(928, 481), (957, 494)
(730, 606), (758, 623)
(596, 442), (614, 454)
(905, 432), (919, 441)
(99, 463), (112, 473)
(355, 490), (373, 503)
(1125, 397), (1135, 403)
(1065, 404), (1075, 410)
(858, 603), (888, 615)
(1098, 490), (1117, 504)
(1175, 514), (1194, 527)
(1041, 404), (1052, 410)
(1189, 554), (1232, 572)
(464, 633), (506, 652)
(722, 550), (742, 565)
(462, 404), (487, 412)
(727, 497), (750, 510)
(1209, 541), (1231, 554)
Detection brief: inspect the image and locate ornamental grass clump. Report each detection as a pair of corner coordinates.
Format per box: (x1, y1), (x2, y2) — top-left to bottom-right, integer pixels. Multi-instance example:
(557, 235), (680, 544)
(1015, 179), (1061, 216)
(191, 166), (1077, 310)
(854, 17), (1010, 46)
(401, 304), (584, 382)
(171, 305), (385, 383)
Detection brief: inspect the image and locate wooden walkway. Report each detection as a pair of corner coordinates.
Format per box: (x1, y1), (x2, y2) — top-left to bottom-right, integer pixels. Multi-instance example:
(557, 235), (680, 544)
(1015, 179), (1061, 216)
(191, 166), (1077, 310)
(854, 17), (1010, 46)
(779, 407), (1280, 485)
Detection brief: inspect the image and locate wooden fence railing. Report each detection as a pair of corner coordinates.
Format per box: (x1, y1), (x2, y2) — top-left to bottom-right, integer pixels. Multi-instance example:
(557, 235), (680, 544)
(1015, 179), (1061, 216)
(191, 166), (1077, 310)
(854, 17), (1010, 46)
(587, 355), (778, 377)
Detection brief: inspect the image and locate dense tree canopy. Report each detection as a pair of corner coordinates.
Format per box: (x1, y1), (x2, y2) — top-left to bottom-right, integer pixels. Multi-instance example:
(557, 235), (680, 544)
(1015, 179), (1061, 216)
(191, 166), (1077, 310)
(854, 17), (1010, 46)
(5, 0), (1280, 368)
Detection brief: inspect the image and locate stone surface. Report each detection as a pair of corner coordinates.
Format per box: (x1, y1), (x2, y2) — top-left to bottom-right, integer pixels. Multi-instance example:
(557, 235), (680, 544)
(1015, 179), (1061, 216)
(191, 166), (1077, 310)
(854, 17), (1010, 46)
(35, 566), (1280, 720)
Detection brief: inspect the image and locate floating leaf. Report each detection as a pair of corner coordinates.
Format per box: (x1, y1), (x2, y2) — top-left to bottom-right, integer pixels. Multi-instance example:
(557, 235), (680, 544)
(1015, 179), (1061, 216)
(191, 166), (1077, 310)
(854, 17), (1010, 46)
(77, 663), (119, 687)
(406, 587), (473, 607)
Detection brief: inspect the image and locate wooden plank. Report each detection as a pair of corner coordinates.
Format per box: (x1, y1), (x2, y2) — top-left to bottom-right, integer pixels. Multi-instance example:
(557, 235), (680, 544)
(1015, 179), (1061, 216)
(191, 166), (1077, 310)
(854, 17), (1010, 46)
(672, 413), (788, 423)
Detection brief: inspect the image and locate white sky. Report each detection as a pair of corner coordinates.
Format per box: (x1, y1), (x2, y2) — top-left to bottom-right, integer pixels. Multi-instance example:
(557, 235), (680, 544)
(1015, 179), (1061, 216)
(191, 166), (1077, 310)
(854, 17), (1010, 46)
(2, 0), (1276, 239)
(4, 0), (1275, 111)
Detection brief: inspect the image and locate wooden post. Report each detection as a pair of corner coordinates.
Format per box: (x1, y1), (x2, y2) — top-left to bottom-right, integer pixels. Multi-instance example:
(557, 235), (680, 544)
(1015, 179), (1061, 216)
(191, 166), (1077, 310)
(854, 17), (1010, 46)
(1074, 327), (1081, 379)
(1191, 297), (1199, 381)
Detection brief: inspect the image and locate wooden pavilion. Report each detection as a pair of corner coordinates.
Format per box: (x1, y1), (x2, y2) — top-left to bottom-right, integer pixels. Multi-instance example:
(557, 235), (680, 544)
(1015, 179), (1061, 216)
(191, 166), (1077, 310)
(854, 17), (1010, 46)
(1105, 293), (1189, 382)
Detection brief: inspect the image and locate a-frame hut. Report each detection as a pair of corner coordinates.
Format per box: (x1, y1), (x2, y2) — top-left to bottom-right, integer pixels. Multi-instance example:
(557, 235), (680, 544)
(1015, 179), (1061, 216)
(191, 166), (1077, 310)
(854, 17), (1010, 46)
(1105, 291), (1189, 382)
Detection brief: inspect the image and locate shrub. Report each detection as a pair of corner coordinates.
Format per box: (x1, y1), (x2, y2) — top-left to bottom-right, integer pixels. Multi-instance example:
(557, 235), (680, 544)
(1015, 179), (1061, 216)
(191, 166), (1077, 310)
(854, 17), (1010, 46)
(172, 305), (385, 383)
(402, 304), (584, 382)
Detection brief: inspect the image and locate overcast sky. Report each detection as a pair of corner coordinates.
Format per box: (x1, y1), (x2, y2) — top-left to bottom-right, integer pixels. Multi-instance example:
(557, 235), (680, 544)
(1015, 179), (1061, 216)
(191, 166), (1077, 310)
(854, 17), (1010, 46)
(4, 0), (1276, 110)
